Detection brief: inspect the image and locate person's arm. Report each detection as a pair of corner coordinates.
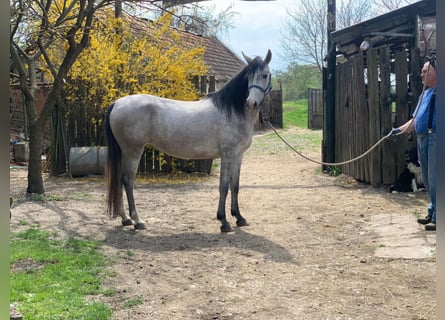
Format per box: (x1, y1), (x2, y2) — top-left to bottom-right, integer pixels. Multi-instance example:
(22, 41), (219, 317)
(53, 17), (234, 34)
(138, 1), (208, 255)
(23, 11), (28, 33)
(390, 118), (414, 135)
(398, 118), (414, 133)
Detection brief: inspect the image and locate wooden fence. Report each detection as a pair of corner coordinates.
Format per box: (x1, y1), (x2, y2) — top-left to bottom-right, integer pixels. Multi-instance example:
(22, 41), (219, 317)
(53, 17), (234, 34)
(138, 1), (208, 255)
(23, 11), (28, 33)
(11, 74), (283, 176)
(255, 89), (283, 130)
(58, 76), (281, 176)
(63, 75), (217, 175)
(334, 47), (422, 186)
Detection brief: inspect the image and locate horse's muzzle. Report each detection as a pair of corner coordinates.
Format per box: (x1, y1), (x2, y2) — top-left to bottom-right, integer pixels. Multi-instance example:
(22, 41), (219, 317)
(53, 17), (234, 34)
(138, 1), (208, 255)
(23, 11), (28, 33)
(247, 98), (259, 109)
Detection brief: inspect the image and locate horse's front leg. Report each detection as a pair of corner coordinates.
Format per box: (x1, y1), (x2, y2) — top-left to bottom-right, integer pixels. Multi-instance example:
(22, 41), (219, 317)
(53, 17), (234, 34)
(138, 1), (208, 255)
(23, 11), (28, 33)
(217, 159), (232, 232)
(230, 156), (248, 227)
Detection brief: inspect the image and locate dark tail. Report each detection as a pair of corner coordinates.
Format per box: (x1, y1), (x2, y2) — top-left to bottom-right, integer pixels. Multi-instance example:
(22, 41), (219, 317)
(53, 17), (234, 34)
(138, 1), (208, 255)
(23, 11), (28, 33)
(105, 103), (123, 219)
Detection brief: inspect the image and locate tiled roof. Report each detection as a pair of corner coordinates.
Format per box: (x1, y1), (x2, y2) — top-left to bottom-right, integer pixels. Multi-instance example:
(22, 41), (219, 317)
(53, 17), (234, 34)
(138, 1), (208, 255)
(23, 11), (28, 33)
(178, 31), (246, 82)
(130, 15), (246, 82)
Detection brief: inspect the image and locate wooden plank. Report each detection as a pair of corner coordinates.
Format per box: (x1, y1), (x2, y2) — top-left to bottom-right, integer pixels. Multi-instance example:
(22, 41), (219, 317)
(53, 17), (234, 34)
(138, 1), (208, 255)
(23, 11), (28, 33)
(270, 90), (283, 128)
(351, 57), (359, 179)
(342, 61), (353, 176)
(308, 88), (323, 129)
(208, 76), (216, 93)
(394, 49), (410, 178)
(367, 48), (381, 186)
(379, 46), (396, 185)
(410, 48), (422, 113)
(200, 75), (207, 95)
(356, 53), (370, 183)
(334, 63), (344, 171)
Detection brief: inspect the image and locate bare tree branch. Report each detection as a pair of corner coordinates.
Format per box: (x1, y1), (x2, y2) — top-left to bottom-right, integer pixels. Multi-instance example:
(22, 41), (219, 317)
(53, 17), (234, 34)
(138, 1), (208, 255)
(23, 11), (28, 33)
(372, 0), (416, 13)
(280, 0), (377, 70)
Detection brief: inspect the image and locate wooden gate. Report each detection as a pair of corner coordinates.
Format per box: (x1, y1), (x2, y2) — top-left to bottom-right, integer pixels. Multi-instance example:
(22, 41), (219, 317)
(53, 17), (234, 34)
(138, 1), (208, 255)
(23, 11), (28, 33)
(334, 47), (422, 185)
(308, 88), (323, 129)
(255, 89), (283, 130)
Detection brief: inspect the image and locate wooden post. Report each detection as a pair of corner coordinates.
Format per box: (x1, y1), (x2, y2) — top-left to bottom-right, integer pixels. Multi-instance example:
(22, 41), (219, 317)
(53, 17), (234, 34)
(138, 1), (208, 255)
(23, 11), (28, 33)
(323, 0), (336, 169)
(367, 48), (382, 186)
(208, 76), (216, 93)
(200, 75), (207, 95)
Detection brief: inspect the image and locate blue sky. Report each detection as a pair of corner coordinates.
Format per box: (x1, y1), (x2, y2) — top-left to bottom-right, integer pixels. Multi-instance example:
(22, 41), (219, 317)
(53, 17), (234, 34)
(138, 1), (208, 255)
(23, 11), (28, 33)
(201, 0), (297, 72)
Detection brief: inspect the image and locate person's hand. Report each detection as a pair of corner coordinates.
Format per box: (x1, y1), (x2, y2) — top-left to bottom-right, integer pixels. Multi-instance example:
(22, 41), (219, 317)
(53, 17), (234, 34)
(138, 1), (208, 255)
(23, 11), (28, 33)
(390, 127), (401, 135)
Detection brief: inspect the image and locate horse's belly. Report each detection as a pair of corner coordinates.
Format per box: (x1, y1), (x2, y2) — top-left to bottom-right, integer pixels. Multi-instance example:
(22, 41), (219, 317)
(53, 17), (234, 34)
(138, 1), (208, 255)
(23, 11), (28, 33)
(149, 136), (221, 160)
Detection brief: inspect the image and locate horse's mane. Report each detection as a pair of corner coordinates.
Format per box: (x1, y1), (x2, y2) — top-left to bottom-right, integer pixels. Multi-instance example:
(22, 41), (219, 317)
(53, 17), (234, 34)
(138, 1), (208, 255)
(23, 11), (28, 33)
(207, 56), (266, 118)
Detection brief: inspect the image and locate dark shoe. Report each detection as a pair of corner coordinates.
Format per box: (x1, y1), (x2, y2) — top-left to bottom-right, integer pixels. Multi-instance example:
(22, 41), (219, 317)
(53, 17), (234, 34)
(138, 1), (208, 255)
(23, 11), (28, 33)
(425, 222), (436, 231)
(417, 215), (431, 225)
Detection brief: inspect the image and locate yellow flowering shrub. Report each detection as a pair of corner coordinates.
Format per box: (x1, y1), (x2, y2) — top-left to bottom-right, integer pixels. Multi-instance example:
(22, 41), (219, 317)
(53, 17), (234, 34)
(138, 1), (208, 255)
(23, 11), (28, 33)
(64, 10), (207, 109)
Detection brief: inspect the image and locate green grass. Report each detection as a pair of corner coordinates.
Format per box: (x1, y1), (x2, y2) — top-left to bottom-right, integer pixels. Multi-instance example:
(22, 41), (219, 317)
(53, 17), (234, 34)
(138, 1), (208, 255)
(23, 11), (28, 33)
(283, 99), (308, 128)
(248, 99), (322, 156)
(29, 194), (64, 202)
(10, 228), (112, 320)
(123, 295), (144, 308)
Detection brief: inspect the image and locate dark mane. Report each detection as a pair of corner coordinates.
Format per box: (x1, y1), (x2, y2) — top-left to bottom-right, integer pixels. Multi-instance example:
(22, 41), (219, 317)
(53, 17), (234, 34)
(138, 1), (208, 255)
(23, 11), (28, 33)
(207, 56), (266, 118)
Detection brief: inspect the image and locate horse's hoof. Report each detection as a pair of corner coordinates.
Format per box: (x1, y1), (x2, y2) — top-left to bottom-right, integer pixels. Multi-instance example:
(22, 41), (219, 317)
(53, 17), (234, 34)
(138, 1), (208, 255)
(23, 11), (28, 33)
(236, 219), (249, 227)
(122, 219), (133, 226)
(134, 222), (146, 230)
(220, 223), (233, 233)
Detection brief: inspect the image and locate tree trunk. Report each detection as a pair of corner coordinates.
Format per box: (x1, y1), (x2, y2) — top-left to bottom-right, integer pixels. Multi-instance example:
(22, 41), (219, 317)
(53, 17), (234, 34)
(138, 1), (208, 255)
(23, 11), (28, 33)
(27, 120), (45, 194)
(26, 83), (62, 194)
(11, 0), (97, 194)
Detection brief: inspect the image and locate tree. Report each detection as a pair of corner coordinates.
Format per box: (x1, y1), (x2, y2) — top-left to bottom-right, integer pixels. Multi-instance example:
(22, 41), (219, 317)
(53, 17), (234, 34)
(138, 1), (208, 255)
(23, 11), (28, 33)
(10, 0), (207, 194)
(372, 0), (417, 13)
(139, 1), (237, 40)
(10, 0), (112, 194)
(280, 0), (375, 72)
(62, 11), (207, 142)
(276, 63), (322, 101)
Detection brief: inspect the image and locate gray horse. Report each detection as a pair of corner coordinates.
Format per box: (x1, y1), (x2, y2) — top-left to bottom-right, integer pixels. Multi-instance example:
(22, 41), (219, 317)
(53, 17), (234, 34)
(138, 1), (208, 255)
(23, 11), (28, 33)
(105, 50), (272, 232)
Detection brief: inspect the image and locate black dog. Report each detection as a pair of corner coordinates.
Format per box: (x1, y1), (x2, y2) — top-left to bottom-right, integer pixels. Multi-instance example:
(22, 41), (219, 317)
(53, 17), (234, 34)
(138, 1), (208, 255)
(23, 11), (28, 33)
(390, 148), (424, 193)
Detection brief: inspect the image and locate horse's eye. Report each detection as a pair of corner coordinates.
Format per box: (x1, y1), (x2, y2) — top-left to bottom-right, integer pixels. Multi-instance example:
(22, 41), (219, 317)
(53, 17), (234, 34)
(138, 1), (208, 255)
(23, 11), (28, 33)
(262, 74), (269, 79)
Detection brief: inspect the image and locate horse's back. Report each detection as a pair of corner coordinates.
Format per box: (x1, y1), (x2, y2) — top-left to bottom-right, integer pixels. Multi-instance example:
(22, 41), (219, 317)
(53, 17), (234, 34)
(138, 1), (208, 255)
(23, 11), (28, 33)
(109, 94), (224, 159)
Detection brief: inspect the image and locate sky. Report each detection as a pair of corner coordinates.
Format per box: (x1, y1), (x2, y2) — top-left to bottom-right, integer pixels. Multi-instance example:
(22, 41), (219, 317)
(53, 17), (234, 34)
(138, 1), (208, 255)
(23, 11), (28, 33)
(200, 0), (298, 72)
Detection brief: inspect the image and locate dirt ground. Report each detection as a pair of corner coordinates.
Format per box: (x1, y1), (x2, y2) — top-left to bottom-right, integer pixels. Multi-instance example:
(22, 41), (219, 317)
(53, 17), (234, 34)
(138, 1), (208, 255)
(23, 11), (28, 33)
(10, 127), (436, 320)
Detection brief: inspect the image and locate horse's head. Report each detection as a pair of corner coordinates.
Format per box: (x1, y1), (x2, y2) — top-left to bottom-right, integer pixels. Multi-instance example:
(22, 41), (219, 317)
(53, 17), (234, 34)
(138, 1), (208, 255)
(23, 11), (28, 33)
(243, 49), (272, 109)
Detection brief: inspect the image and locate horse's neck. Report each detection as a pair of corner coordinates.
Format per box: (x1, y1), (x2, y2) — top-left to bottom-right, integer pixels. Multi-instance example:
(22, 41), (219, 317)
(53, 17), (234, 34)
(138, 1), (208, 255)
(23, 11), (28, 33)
(247, 106), (260, 123)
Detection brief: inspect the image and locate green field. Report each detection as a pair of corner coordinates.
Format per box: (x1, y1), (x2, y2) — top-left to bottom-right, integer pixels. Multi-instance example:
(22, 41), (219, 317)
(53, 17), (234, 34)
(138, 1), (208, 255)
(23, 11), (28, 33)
(282, 99), (308, 128)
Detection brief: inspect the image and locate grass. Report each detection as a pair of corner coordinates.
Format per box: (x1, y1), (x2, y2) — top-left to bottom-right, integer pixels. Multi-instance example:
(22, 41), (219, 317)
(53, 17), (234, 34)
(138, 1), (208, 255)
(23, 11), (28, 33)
(10, 228), (112, 320)
(283, 99), (309, 129)
(123, 295), (144, 308)
(29, 194), (64, 202)
(249, 98), (322, 156)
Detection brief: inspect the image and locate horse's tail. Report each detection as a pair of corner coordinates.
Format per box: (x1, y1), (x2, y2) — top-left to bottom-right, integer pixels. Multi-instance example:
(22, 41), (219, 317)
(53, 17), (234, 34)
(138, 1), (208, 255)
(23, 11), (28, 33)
(105, 103), (122, 219)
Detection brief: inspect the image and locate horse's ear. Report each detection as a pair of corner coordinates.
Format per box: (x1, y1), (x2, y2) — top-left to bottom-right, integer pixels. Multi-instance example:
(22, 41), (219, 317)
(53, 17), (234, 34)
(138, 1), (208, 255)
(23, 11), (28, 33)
(242, 51), (252, 64)
(264, 49), (272, 64)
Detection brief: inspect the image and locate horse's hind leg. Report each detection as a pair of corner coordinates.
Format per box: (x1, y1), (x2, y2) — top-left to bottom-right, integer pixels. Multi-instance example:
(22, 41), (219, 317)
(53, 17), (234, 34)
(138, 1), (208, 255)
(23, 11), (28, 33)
(122, 153), (146, 230)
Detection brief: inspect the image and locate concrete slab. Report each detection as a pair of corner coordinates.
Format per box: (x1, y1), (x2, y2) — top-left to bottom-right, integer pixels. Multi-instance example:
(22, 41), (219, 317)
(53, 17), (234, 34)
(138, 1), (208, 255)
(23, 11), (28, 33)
(368, 213), (436, 259)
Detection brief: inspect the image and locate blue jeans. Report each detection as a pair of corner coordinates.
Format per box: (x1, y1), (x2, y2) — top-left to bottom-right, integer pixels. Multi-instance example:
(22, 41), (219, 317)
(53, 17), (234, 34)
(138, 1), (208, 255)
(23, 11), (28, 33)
(417, 132), (436, 223)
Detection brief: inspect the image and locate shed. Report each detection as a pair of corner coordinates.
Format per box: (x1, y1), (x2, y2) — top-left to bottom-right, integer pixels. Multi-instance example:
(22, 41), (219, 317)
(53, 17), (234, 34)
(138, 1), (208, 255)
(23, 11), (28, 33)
(323, 0), (435, 186)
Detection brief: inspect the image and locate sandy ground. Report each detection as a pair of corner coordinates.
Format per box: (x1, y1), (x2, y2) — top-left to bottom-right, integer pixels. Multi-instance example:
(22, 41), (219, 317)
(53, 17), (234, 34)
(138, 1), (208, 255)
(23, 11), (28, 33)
(10, 127), (436, 320)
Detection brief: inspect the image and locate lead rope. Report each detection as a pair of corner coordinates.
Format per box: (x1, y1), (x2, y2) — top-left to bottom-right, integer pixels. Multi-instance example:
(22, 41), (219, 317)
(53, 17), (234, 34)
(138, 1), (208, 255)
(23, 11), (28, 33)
(265, 61), (433, 167)
(265, 120), (392, 166)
